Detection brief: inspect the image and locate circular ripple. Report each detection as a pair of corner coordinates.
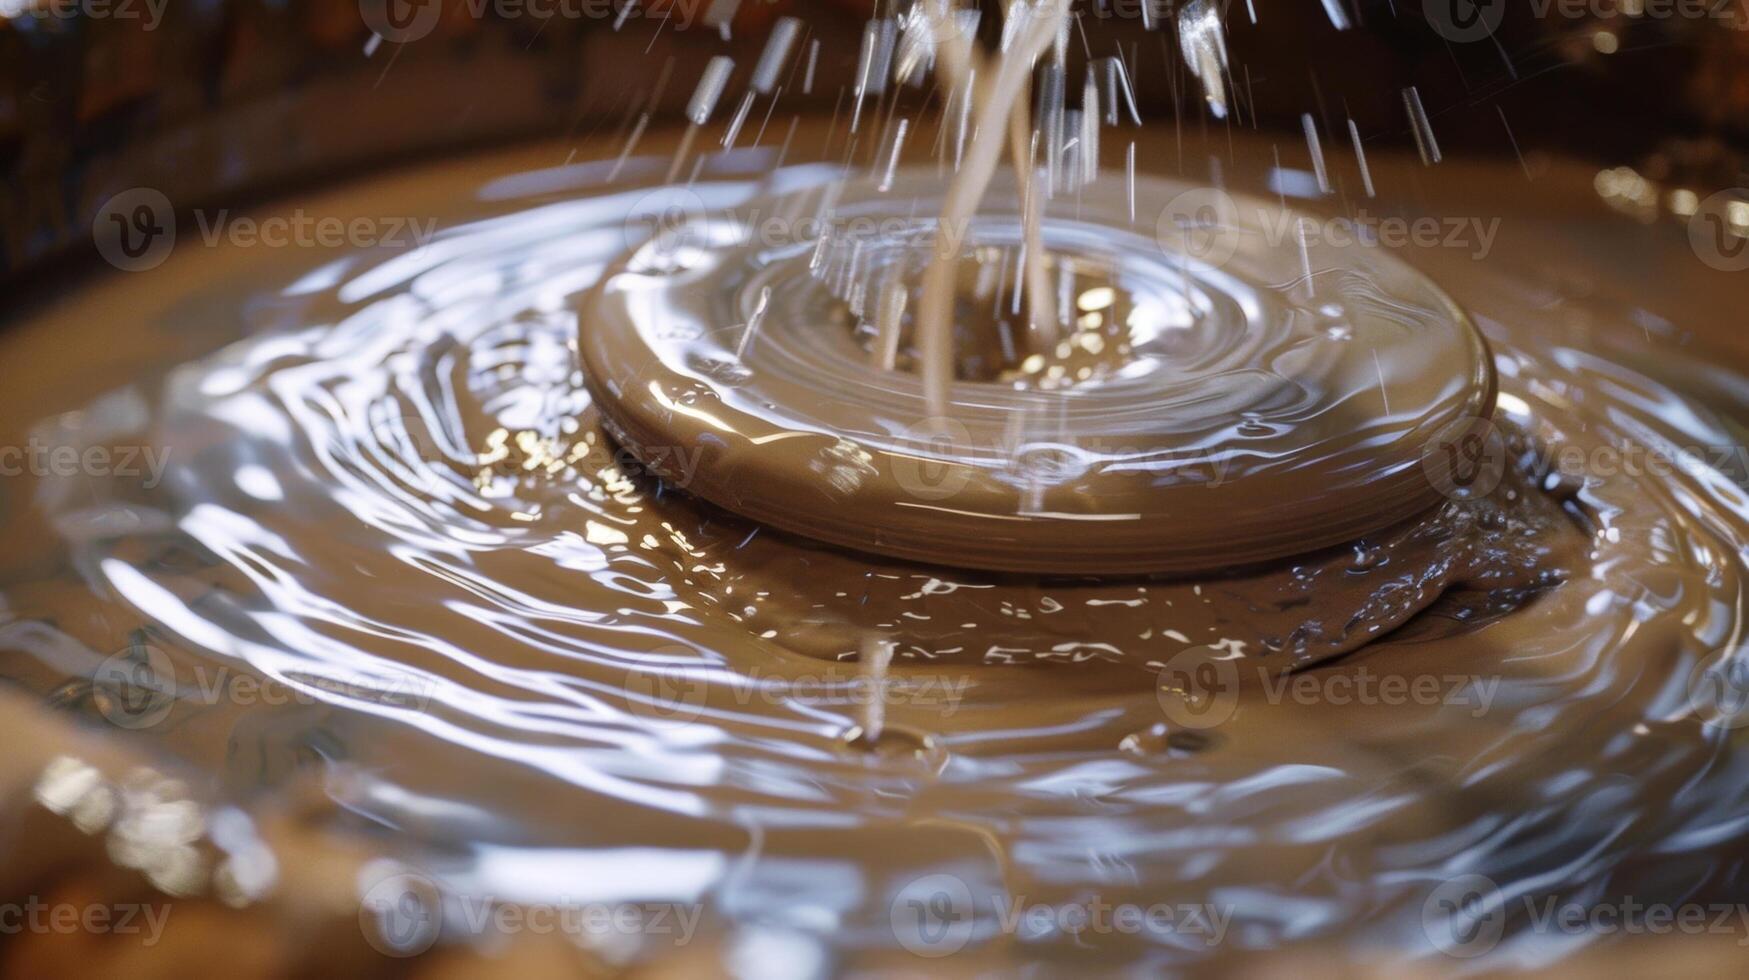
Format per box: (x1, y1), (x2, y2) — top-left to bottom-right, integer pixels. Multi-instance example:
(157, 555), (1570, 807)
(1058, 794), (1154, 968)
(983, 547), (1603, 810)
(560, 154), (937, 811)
(13, 143), (1749, 972)
(581, 170), (1495, 574)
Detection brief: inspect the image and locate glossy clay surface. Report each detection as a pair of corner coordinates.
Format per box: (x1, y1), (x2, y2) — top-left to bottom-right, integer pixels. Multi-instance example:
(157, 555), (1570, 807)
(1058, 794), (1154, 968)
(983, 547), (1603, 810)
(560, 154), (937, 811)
(582, 170), (1495, 574)
(0, 131), (1746, 971)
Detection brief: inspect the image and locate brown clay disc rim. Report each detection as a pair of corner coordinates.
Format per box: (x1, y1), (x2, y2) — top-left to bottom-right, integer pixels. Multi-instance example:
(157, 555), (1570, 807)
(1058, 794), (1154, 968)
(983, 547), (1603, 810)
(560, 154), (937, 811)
(579, 172), (1495, 575)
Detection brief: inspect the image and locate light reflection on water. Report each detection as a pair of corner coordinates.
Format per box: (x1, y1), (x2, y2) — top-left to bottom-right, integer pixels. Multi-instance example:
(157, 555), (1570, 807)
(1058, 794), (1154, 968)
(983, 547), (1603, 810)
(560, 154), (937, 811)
(0, 144), (1747, 970)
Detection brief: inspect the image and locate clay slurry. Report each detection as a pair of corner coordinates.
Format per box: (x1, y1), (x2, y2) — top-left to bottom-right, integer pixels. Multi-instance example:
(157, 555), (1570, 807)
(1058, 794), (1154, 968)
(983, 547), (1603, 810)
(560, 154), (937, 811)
(580, 168), (1496, 574)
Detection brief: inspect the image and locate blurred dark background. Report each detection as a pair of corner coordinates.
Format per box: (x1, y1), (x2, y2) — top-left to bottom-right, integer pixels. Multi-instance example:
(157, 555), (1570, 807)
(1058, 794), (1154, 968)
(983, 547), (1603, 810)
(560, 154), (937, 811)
(3, 0), (1747, 288)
